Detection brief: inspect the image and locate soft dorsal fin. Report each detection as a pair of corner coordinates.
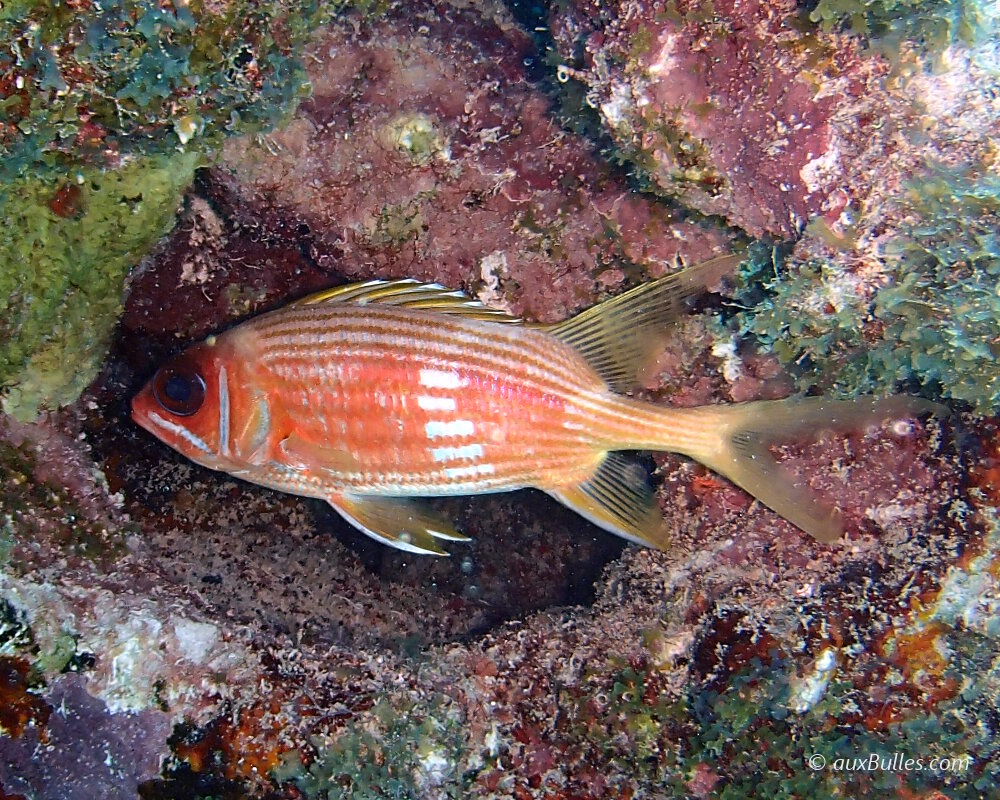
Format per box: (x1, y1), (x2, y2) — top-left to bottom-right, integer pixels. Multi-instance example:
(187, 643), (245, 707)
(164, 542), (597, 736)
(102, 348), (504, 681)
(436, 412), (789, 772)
(295, 279), (522, 324)
(544, 253), (742, 392)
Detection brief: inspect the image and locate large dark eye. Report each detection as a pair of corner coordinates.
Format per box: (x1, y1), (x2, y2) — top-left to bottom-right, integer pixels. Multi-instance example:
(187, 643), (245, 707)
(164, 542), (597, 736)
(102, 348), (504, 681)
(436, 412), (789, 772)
(152, 357), (206, 416)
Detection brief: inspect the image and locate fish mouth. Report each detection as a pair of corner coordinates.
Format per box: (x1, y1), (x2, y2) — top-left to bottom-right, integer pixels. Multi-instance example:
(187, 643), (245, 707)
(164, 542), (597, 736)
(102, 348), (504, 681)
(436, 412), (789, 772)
(130, 393), (155, 434)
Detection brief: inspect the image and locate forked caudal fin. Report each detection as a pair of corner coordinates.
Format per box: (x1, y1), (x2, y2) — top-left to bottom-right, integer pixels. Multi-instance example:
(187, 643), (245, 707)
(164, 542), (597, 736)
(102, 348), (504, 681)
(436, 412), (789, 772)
(673, 395), (947, 542)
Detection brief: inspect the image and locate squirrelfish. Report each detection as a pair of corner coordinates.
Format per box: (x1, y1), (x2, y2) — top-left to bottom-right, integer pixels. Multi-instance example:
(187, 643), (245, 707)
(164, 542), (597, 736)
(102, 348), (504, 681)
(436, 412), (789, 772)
(131, 255), (940, 555)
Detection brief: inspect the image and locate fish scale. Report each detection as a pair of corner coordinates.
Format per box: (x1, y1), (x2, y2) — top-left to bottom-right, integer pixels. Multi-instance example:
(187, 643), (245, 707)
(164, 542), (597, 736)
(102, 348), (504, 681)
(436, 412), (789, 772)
(242, 305), (608, 492)
(132, 256), (943, 555)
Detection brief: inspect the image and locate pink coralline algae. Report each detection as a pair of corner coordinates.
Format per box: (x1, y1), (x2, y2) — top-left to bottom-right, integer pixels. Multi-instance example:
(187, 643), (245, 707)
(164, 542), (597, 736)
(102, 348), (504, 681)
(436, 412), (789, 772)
(550, 0), (887, 239)
(212, 1), (732, 323)
(0, 674), (170, 800)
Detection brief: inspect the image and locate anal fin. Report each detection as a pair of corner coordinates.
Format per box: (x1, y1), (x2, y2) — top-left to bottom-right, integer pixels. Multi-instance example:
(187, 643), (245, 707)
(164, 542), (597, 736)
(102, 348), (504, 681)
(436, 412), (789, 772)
(329, 494), (471, 556)
(548, 453), (668, 550)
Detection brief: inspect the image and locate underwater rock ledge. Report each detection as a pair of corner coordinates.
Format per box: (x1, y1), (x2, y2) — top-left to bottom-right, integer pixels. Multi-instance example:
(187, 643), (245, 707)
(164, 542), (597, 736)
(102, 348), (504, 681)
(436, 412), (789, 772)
(0, 0), (998, 797)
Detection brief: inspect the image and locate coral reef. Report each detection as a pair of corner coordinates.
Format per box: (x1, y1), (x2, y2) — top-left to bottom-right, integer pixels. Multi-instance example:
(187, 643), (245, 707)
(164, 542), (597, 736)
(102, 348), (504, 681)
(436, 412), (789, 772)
(725, 172), (1000, 413)
(0, 0), (997, 798)
(549, 0), (1000, 411)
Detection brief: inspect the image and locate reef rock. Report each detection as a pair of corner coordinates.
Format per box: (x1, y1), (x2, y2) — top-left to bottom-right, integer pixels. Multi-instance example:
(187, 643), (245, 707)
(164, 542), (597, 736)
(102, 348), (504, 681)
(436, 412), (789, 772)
(550, 0), (887, 239)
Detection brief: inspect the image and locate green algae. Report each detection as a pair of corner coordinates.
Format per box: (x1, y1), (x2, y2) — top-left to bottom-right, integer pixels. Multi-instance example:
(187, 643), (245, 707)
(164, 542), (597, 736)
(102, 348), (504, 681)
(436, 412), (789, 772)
(273, 695), (468, 799)
(560, 622), (995, 797)
(379, 113), (447, 166)
(718, 170), (1000, 413)
(0, 0), (326, 181)
(678, 578), (1000, 797)
(0, 585), (82, 677)
(0, 1), (386, 420)
(0, 151), (199, 419)
(808, 0), (984, 53)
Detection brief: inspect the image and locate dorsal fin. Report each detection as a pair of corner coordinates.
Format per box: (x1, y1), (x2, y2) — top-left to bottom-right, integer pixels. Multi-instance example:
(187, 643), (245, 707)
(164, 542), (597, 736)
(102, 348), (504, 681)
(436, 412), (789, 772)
(294, 279), (522, 324)
(543, 253), (742, 392)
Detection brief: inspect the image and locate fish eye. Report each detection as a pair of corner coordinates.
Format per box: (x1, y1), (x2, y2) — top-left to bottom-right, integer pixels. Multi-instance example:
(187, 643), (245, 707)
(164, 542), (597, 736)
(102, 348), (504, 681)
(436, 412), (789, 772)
(152, 357), (206, 416)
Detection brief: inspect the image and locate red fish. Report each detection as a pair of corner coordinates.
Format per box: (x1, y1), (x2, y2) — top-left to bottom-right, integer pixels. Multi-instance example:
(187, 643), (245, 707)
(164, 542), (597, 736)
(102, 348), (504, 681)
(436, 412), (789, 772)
(131, 255), (941, 554)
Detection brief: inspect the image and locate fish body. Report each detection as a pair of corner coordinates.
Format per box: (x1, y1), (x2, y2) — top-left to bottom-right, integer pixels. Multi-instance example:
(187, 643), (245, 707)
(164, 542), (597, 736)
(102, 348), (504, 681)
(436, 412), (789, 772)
(132, 256), (940, 554)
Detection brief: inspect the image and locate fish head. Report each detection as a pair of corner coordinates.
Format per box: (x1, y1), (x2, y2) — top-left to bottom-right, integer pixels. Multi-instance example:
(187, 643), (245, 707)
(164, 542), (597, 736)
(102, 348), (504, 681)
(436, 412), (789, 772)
(132, 340), (240, 471)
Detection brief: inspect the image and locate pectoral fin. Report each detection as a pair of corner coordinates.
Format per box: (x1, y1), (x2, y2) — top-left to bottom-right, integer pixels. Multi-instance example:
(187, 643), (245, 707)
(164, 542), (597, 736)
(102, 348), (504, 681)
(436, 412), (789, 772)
(328, 494), (471, 556)
(278, 433), (360, 474)
(548, 453), (669, 550)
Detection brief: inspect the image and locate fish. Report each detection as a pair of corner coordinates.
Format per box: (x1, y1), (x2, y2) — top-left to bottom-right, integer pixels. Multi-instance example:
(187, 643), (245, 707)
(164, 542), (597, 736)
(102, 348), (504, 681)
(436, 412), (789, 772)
(131, 254), (943, 555)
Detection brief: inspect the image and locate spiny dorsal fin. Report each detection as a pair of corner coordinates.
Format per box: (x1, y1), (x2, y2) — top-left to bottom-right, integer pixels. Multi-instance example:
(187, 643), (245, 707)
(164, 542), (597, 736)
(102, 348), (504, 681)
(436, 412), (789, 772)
(295, 279), (522, 324)
(548, 452), (668, 550)
(544, 253), (742, 392)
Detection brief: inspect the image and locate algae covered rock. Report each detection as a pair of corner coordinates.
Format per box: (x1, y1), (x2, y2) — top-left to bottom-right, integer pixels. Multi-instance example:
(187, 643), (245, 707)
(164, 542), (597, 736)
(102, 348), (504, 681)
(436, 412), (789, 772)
(0, 0), (332, 418)
(0, 0), (318, 181)
(0, 152), (198, 420)
(549, 0), (879, 238)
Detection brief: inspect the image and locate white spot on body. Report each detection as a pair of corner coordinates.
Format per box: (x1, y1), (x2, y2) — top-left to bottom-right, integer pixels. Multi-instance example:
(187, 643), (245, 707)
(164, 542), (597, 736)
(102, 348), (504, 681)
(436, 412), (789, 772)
(431, 443), (484, 462)
(443, 464), (496, 480)
(425, 419), (475, 439)
(419, 369), (465, 389)
(417, 395), (457, 412)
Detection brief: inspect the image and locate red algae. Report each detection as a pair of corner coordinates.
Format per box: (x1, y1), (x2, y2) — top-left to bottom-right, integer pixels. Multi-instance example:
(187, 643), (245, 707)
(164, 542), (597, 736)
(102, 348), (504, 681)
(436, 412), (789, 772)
(0, 657), (51, 738)
(550, 0), (886, 238)
(214, 1), (731, 322)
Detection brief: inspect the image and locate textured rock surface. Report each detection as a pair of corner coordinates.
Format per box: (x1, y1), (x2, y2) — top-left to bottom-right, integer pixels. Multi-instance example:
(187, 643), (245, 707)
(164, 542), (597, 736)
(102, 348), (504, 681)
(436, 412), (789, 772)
(549, 0), (887, 239)
(214, 1), (732, 322)
(0, 1), (996, 797)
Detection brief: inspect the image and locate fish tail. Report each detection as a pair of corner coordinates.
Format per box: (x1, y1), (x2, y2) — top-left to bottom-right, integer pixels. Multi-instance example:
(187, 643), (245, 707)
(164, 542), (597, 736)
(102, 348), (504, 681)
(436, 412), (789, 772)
(661, 395), (946, 542)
